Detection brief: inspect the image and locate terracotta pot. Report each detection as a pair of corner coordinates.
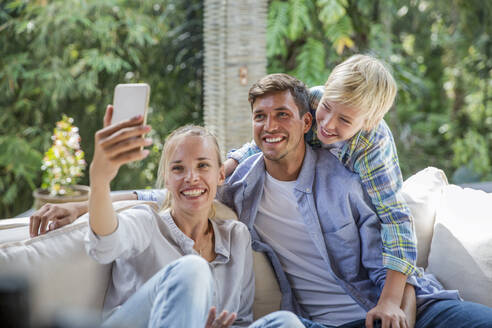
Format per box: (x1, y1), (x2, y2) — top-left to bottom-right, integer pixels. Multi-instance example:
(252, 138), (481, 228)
(32, 185), (90, 210)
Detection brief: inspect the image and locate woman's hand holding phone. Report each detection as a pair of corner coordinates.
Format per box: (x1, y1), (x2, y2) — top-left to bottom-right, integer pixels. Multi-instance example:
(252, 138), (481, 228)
(90, 105), (153, 186)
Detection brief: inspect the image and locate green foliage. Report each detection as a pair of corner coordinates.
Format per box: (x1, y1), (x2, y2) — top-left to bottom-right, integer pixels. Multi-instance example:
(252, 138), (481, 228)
(452, 131), (490, 177)
(267, 0), (492, 182)
(2, 0), (491, 217)
(0, 0), (203, 217)
(267, 1), (290, 58)
(41, 115), (86, 196)
(0, 136), (42, 215)
(288, 0), (313, 40)
(291, 38), (327, 86)
(318, 0), (346, 26)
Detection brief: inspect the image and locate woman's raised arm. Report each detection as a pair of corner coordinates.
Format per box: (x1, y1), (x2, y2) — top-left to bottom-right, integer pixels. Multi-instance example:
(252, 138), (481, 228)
(89, 105), (152, 236)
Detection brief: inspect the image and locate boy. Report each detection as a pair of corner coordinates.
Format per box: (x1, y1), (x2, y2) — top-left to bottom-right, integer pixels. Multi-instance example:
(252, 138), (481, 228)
(225, 55), (419, 326)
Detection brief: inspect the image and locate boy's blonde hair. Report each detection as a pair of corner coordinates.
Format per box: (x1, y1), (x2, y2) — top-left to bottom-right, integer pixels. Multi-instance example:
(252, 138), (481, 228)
(156, 125), (222, 216)
(323, 54), (397, 131)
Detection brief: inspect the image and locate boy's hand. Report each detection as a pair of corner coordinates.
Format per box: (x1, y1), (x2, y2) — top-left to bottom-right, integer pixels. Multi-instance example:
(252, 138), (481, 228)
(223, 158), (239, 177)
(366, 301), (409, 328)
(205, 306), (236, 328)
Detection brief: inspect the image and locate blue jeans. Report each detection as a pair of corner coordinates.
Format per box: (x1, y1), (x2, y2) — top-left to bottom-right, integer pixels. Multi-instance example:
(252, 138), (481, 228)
(298, 317), (368, 328)
(299, 300), (492, 328)
(103, 255), (304, 328)
(416, 300), (492, 328)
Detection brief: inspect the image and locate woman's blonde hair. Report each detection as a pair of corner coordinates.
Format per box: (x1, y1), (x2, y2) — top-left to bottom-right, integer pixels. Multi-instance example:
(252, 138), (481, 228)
(155, 125), (222, 217)
(323, 54), (397, 131)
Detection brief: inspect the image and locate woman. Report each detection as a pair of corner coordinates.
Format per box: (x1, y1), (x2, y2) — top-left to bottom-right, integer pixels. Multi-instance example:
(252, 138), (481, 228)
(86, 105), (302, 328)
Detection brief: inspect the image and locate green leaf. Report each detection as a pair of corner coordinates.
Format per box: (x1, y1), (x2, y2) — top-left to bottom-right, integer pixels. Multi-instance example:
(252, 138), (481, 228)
(291, 38), (328, 86)
(0, 136), (42, 190)
(323, 15), (353, 42)
(317, 0), (346, 26)
(3, 184), (18, 205)
(288, 0), (312, 40)
(267, 1), (290, 58)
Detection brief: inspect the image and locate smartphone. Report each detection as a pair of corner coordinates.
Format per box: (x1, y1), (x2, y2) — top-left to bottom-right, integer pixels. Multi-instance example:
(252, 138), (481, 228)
(111, 83), (150, 125)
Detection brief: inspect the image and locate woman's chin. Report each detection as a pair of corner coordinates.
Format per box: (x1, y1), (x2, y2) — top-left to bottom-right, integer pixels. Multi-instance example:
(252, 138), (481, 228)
(176, 199), (214, 215)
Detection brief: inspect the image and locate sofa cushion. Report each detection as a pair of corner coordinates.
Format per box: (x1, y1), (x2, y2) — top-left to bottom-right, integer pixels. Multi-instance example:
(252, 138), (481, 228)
(401, 167), (448, 268)
(0, 216), (109, 325)
(426, 184), (492, 308)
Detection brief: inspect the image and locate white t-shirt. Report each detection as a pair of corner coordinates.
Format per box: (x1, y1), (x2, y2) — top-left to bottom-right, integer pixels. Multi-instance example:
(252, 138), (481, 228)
(254, 173), (366, 326)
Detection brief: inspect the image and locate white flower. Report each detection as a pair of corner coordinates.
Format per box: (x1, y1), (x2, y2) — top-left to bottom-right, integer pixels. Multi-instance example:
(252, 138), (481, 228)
(27, 21), (35, 32)
(67, 136), (79, 149)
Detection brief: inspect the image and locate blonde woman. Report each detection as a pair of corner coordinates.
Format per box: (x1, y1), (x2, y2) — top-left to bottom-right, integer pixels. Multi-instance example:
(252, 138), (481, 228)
(86, 106), (302, 328)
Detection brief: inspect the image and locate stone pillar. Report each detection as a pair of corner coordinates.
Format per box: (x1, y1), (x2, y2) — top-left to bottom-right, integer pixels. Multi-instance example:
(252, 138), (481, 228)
(203, 0), (267, 157)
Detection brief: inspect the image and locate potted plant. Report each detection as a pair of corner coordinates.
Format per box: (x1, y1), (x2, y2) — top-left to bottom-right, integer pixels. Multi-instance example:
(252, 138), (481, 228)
(33, 115), (89, 209)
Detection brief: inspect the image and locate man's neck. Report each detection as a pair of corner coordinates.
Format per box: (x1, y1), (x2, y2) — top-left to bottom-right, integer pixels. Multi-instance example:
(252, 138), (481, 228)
(264, 145), (306, 181)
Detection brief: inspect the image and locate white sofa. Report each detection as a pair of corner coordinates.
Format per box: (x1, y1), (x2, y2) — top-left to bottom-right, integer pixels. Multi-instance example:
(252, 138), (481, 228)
(1, 167), (491, 326)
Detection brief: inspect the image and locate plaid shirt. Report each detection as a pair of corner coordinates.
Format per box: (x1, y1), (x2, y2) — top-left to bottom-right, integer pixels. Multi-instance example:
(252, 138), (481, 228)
(228, 86), (420, 276)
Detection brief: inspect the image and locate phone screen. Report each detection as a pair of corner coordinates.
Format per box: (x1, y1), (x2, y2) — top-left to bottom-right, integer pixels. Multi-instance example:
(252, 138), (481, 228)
(111, 83), (150, 125)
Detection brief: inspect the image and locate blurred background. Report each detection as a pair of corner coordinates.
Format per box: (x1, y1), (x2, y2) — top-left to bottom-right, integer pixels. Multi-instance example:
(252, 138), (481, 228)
(1, 0), (491, 218)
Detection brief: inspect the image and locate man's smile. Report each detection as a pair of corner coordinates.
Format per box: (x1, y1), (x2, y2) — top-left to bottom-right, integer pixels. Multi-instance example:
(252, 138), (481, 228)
(263, 136), (286, 144)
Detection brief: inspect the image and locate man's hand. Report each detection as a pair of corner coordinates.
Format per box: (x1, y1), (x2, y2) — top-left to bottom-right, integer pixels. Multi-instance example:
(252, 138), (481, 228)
(29, 202), (86, 237)
(366, 301), (409, 328)
(205, 306), (236, 328)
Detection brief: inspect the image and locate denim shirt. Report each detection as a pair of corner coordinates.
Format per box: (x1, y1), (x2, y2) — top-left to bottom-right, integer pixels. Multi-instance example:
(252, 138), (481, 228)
(216, 146), (460, 317)
(137, 147), (460, 318)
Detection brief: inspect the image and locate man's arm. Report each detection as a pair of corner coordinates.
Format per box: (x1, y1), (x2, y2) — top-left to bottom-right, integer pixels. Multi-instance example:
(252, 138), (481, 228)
(29, 192), (137, 237)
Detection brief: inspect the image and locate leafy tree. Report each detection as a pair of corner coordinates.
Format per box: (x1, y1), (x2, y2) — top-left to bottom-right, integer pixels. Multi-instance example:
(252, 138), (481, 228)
(2, 0), (490, 218)
(0, 0), (203, 217)
(267, 0), (492, 182)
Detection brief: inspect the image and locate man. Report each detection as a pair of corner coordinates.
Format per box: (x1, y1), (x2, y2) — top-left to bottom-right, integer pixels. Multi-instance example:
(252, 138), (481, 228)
(31, 74), (492, 328)
(138, 74), (491, 328)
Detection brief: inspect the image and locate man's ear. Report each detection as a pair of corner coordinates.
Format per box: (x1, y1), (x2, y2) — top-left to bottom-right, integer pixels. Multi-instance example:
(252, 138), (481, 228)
(302, 112), (313, 134)
(217, 164), (226, 186)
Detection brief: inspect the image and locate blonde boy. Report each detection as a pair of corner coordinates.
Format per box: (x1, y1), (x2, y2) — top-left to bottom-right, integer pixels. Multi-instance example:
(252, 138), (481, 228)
(226, 54), (419, 326)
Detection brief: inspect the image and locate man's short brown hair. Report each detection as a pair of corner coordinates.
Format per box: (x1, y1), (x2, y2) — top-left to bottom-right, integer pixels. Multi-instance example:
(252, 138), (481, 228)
(248, 73), (310, 117)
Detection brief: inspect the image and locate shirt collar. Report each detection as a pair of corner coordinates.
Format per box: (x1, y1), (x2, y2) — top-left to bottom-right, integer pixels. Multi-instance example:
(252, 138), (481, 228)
(294, 145), (316, 194)
(239, 143), (316, 195)
(161, 209), (193, 250)
(161, 209), (231, 263)
(210, 219), (231, 263)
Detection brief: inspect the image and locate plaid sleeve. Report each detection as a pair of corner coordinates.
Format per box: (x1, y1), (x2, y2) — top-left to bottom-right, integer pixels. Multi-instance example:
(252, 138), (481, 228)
(134, 189), (167, 207)
(352, 123), (421, 276)
(226, 140), (261, 164)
